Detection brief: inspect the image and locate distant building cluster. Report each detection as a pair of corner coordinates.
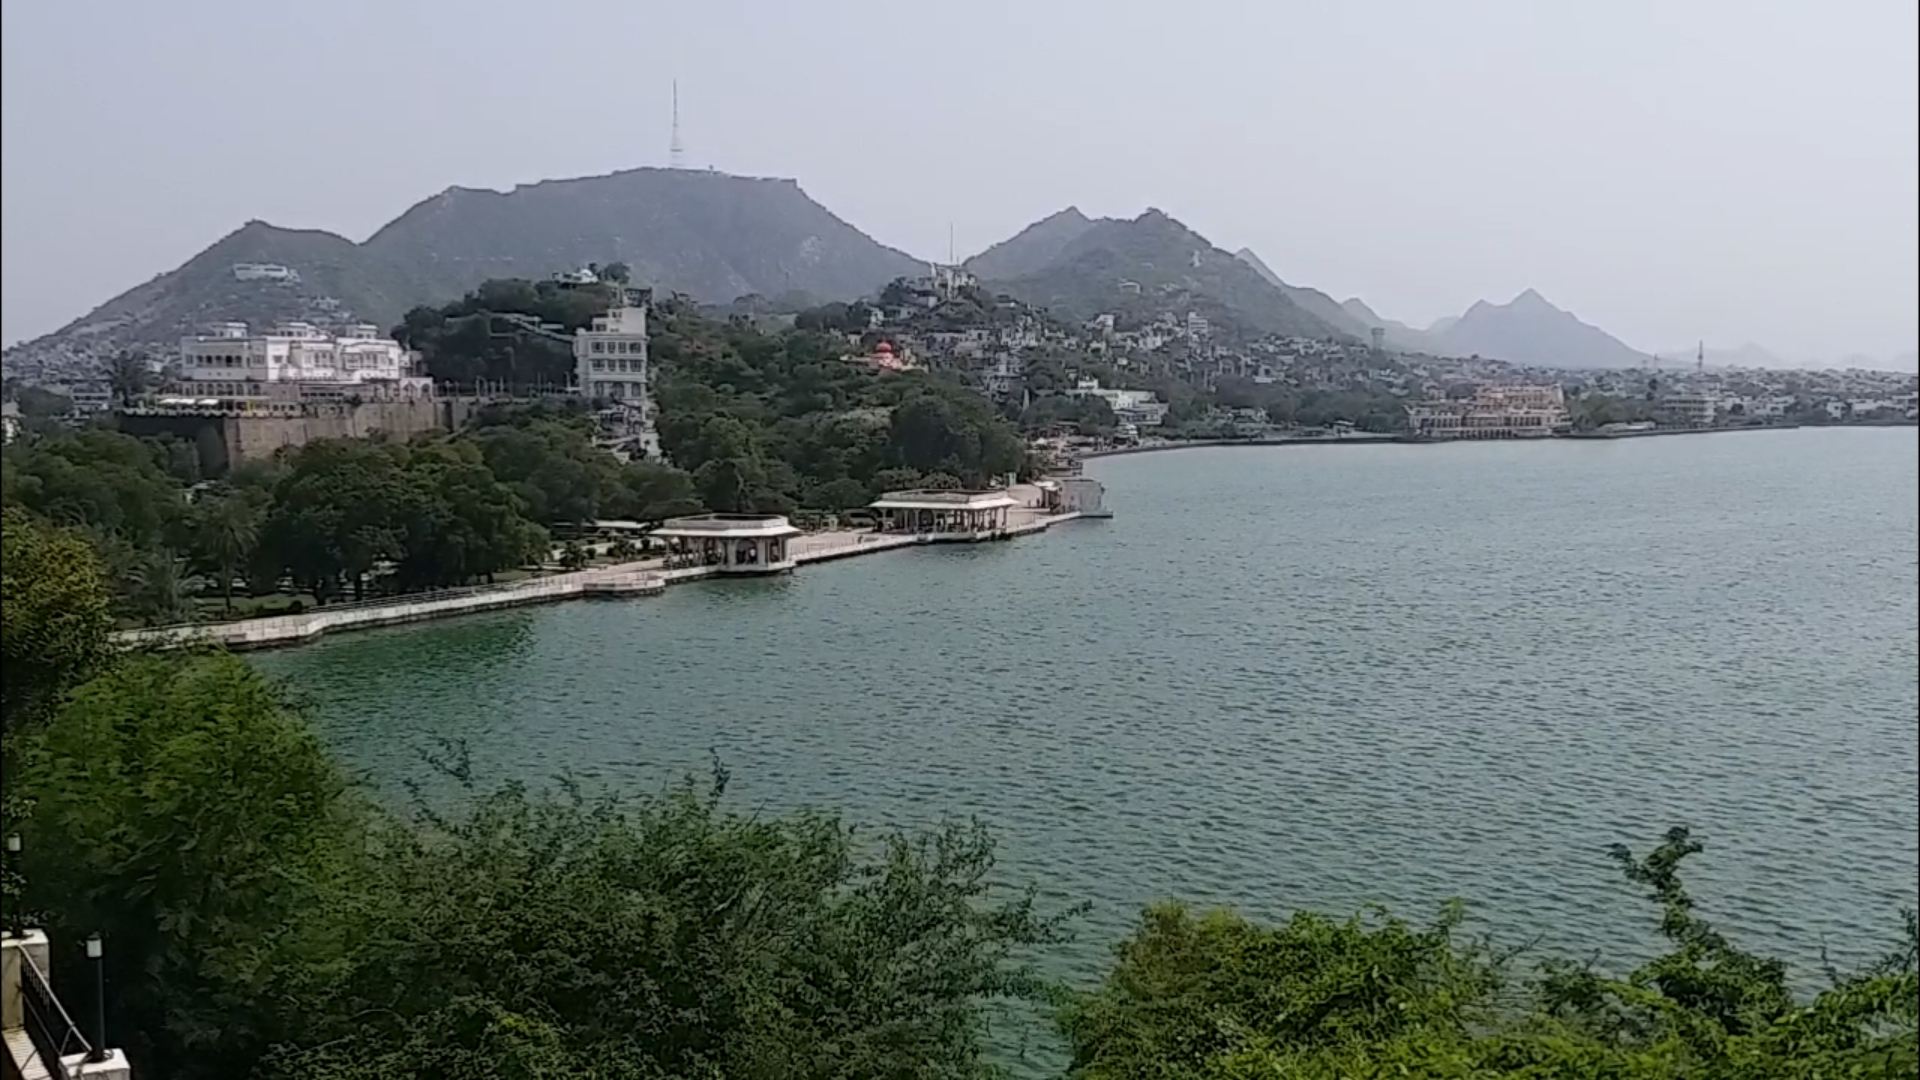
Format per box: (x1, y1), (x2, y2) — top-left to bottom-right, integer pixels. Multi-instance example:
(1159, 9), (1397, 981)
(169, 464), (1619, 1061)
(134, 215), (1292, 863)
(1407, 385), (1569, 440)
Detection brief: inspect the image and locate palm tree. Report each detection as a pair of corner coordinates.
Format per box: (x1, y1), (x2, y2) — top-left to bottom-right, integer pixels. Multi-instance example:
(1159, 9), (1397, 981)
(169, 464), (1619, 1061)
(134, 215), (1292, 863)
(126, 550), (203, 625)
(192, 496), (259, 613)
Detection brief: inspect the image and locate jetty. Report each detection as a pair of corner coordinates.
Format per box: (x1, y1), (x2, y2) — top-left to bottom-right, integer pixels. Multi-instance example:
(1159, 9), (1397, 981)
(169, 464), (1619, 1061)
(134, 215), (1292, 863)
(117, 482), (1096, 652)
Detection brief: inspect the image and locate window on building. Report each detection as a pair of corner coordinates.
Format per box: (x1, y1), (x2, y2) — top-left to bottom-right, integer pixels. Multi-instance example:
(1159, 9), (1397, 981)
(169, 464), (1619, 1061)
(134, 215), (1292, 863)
(592, 341), (605, 354)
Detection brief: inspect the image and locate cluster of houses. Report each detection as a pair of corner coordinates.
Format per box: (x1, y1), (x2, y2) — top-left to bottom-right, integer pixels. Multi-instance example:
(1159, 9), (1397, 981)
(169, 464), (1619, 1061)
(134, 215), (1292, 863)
(819, 266), (1920, 439)
(5, 261), (1916, 444)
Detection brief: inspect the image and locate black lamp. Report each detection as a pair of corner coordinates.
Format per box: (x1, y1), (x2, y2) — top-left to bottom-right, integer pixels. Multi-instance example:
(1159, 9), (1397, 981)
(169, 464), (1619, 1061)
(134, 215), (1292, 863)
(85, 932), (107, 1062)
(3, 834), (19, 938)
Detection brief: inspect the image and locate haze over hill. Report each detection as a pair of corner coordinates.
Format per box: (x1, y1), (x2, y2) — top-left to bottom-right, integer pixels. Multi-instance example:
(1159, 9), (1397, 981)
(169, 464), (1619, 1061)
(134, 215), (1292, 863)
(1231, 249), (1374, 340)
(1428, 289), (1655, 370)
(1237, 247), (1673, 370)
(1655, 342), (1920, 373)
(8, 168), (923, 352)
(975, 210), (1344, 340)
(963, 207), (1095, 280)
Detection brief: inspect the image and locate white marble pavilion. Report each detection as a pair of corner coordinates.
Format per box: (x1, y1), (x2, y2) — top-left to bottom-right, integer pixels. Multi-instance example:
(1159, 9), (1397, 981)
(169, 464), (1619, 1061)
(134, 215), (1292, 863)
(869, 489), (1019, 538)
(653, 514), (802, 574)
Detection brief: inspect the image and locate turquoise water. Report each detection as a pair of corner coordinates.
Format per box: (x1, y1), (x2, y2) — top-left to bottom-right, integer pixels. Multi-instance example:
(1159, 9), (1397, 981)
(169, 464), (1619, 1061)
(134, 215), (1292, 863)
(258, 427), (1918, 1007)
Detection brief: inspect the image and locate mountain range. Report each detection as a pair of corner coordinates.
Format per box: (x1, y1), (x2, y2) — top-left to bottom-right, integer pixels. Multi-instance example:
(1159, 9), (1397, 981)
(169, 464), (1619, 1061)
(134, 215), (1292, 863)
(11, 168), (924, 352)
(6, 165), (1911, 375)
(966, 209), (1340, 340)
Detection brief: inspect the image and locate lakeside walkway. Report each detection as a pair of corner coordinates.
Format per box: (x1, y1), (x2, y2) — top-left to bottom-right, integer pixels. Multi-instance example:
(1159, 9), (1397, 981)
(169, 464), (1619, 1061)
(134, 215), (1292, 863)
(118, 484), (1082, 652)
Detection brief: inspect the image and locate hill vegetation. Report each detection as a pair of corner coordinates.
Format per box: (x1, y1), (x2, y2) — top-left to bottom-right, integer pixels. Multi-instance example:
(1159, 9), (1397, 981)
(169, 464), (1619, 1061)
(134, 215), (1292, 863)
(1233, 247), (1377, 340)
(0, 546), (1912, 1078)
(13, 168), (924, 355)
(965, 207), (1096, 280)
(982, 210), (1346, 341)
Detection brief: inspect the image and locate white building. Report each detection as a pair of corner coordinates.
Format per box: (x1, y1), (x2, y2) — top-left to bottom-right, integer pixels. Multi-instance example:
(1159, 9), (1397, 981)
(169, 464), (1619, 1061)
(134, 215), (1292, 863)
(1065, 377), (1169, 428)
(573, 293), (650, 406)
(177, 321), (422, 403)
(1185, 311), (1211, 340)
(232, 262), (299, 282)
(870, 489), (1019, 538)
(1657, 393), (1718, 428)
(653, 514), (802, 574)
(1407, 384), (1569, 439)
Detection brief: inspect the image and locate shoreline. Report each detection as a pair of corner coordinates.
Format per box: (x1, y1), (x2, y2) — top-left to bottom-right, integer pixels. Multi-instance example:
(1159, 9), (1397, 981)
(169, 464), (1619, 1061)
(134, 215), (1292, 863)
(1079, 421), (1909, 459)
(117, 505), (1085, 653)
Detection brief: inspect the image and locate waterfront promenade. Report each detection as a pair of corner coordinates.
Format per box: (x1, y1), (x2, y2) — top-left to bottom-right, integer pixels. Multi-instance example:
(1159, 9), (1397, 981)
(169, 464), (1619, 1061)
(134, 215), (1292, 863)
(118, 484), (1083, 652)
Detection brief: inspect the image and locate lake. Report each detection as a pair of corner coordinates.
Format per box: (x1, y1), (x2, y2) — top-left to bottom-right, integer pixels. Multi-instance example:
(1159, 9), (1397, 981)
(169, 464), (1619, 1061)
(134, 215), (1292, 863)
(258, 427), (1919, 1005)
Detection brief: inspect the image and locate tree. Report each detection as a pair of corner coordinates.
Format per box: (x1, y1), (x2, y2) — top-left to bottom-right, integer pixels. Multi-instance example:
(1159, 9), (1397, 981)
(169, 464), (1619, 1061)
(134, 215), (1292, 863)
(12, 654), (364, 1077)
(692, 456), (762, 513)
(2, 427), (187, 552)
(105, 349), (154, 407)
(260, 769), (1077, 1080)
(190, 493), (260, 612)
(804, 476), (873, 511)
(614, 460), (702, 523)
(0, 509), (114, 730)
(1062, 828), (1918, 1079)
(12, 385), (73, 417)
(123, 549), (202, 625)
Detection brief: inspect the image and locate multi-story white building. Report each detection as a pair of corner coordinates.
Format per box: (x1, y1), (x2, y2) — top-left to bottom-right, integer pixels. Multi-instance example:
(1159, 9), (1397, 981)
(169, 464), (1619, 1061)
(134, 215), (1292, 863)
(1406, 384), (1569, 439)
(573, 292), (650, 405)
(1656, 393), (1718, 428)
(176, 321), (425, 403)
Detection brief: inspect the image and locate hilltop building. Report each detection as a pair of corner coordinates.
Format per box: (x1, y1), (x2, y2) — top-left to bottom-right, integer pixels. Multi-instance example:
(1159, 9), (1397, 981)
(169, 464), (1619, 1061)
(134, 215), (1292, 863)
(231, 262), (299, 283)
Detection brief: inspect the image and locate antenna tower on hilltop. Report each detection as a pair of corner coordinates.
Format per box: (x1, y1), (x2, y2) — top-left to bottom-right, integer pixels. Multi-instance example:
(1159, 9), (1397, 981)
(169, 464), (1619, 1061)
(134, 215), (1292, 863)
(669, 80), (687, 170)
(1697, 340), (1704, 374)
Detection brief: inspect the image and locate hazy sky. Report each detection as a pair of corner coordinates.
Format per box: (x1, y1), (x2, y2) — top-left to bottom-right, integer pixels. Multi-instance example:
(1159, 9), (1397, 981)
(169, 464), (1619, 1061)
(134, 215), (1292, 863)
(3, 0), (1915, 363)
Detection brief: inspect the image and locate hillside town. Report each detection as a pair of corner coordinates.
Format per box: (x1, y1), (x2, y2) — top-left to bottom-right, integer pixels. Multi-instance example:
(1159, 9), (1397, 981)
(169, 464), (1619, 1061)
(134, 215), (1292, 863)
(781, 263), (1919, 443)
(2, 258), (1916, 459)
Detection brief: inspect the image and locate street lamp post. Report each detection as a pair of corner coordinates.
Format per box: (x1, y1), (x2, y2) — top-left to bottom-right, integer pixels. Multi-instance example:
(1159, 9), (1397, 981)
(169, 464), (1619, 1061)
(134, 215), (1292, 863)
(86, 932), (107, 1062)
(4, 834), (20, 938)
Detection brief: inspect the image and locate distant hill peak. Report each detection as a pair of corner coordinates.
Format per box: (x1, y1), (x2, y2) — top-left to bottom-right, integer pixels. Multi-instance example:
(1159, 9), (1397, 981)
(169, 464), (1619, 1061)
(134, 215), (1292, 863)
(964, 206), (1100, 280)
(980, 214), (1347, 340)
(1436, 288), (1651, 369)
(13, 166), (925, 355)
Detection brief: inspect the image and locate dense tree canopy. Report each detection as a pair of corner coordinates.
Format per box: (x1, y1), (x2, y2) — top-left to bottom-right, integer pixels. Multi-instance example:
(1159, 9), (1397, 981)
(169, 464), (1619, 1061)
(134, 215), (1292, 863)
(649, 302), (1031, 509)
(0, 509), (115, 729)
(1062, 829), (1917, 1078)
(7, 651), (1076, 1080)
(396, 278), (624, 390)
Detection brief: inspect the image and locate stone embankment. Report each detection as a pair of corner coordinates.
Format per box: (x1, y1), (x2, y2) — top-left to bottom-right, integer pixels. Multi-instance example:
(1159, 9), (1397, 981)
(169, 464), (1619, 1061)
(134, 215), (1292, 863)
(118, 498), (1084, 653)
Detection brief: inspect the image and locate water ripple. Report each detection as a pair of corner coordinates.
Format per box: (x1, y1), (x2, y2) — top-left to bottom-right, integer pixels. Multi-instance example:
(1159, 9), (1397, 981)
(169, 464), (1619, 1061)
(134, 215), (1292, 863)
(261, 428), (1919, 1016)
